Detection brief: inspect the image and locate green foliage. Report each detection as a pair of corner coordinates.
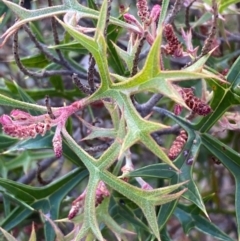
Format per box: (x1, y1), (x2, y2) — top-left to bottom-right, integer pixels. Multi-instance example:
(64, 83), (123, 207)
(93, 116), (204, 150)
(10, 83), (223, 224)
(0, 0), (239, 240)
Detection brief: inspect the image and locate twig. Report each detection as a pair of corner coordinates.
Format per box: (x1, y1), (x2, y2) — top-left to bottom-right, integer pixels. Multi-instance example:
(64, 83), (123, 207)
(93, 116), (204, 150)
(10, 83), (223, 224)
(185, 0), (198, 31)
(17, 157), (57, 184)
(164, 0), (185, 25)
(72, 73), (93, 94)
(22, 24), (75, 72)
(201, 0), (218, 56)
(131, 35), (146, 77)
(47, 0), (66, 62)
(183, 0), (218, 68)
(87, 54), (96, 92)
(45, 95), (56, 119)
(84, 143), (111, 154)
(37, 158), (64, 185)
(13, 25), (75, 78)
(154, 124), (180, 135)
(135, 93), (163, 117)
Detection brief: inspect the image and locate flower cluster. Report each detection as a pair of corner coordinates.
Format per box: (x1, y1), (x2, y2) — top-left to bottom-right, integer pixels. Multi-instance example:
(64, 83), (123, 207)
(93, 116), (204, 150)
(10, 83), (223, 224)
(168, 130), (188, 161)
(0, 110), (51, 139)
(163, 24), (183, 57)
(180, 88), (212, 116)
(0, 100), (84, 158)
(68, 181), (110, 220)
(123, 3), (161, 44)
(136, 0), (150, 26)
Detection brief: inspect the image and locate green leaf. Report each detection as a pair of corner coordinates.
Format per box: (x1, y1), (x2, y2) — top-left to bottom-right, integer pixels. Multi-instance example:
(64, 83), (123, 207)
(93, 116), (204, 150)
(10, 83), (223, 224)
(8, 133), (53, 152)
(157, 0), (170, 31)
(0, 227), (18, 241)
(0, 168), (88, 241)
(49, 75), (64, 92)
(49, 41), (88, 53)
(0, 135), (18, 150)
(0, 93), (46, 112)
(219, 0), (240, 13)
(201, 133), (240, 240)
(175, 204), (234, 241)
(152, 108), (209, 218)
(94, 0), (108, 40)
(16, 54), (49, 68)
(128, 163), (177, 179)
(29, 223), (37, 241)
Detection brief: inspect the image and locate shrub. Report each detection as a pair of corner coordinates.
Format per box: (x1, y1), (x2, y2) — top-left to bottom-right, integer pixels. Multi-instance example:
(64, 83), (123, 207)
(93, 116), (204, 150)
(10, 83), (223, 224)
(0, 0), (239, 240)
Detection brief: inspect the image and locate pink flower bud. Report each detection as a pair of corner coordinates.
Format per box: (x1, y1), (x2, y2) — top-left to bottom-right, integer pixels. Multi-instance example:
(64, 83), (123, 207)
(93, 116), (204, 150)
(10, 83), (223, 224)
(52, 133), (62, 158)
(68, 195), (85, 220)
(150, 5), (161, 22)
(174, 104), (183, 116)
(95, 181), (110, 206)
(124, 13), (138, 24)
(0, 114), (13, 125)
(10, 109), (32, 121)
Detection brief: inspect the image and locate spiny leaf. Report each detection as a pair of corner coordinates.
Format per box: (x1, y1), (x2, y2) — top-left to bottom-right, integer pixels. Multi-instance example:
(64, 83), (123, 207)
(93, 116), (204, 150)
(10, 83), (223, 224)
(0, 227), (17, 241)
(29, 223), (37, 241)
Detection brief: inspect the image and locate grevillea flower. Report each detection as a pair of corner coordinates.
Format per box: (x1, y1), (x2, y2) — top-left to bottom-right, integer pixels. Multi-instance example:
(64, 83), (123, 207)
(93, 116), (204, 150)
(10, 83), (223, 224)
(174, 104), (183, 116)
(0, 99), (85, 158)
(68, 181), (110, 220)
(136, 0), (150, 26)
(123, 13), (144, 33)
(163, 24), (183, 57)
(150, 5), (161, 23)
(180, 88), (212, 116)
(168, 130), (188, 160)
(0, 110), (51, 139)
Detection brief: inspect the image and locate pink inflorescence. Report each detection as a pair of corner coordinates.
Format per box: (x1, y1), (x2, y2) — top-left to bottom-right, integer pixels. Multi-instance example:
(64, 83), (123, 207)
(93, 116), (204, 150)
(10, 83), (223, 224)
(0, 100), (83, 158)
(150, 4), (161, 23)
(68, 181), (110, 220)
(137, 0), (150, 25)
(0, 110), (51, 139)
(0, 109), (64, 158)
(163, 24), (183, 57)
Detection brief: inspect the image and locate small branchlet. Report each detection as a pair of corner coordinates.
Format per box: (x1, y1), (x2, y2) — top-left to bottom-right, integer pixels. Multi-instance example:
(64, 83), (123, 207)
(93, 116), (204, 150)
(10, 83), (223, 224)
(13, 31), (73, 78)
(47, 0), (65, 63)
(181, 88), (212, 116)
(88, 54), (97, 92)
(84, 143), (110, 154)
(168, 130), (188, 160)
(131, 34), (146, 77)
(201, 0), (218, 56)
(45, 95), (56, 120)
(12, 0), (74, 79)
(37, 158), (64, 185)
(165, 0), (185, 25)
(185, 0), (198, 31)
(183, 0), (219, 68)
(72, 73), (93, 94)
